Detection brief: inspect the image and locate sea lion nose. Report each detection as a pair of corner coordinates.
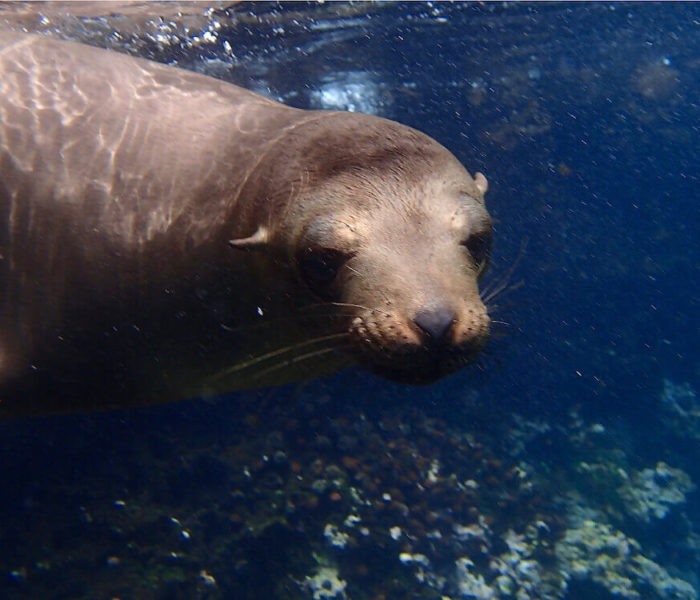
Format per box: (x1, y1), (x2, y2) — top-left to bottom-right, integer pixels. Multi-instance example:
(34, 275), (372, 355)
(414, 305), (456, 342)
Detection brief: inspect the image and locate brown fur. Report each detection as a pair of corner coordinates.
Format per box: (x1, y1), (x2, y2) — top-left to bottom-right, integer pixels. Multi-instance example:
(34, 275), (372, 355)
(0, 31), (491, 416)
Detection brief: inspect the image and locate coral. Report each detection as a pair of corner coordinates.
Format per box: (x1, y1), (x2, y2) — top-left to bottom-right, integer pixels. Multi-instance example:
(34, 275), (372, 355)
(303, 566), (347, 600)
(486, 525), (563, 600)
(556, 520), (696, 600)
(661, 380), (698, 420)
(454, 557), (495, 599)
(397, 518), (563, 600)
(323, 524), (350, 549)
(618, 462), (695, 524)
(659, 379), (700, 442)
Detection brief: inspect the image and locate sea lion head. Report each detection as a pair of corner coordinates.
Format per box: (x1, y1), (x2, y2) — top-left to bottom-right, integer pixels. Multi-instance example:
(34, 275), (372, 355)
(234, 112), (492, 384)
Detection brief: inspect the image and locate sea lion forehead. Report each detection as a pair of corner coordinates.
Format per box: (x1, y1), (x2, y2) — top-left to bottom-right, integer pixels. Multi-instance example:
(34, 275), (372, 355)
(379, 172), (488, 225)
(302, 213), (363, 248)
(313, 171), (484, 240)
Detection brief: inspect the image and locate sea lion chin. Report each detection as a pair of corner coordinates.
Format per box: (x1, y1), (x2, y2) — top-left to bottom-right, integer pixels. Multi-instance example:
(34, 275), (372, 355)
(0, 31), (492, 416)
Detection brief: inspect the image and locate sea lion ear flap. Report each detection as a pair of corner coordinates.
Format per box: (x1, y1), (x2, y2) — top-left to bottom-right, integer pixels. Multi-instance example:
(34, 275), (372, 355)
(228, 226), (270, 251)
(474, 172), (488, 196)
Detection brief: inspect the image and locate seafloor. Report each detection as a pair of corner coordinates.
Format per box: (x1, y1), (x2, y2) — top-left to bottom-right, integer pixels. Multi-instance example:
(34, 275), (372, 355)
(2, 375), (698, 599)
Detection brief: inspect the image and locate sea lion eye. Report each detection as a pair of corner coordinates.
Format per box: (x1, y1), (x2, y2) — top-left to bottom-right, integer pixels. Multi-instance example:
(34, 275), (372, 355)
(297, 247), (348, 294)
(462, 232), (492, 267)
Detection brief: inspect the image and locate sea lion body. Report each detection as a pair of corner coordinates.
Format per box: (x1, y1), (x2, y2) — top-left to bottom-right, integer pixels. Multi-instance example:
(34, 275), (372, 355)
(0, 32), (492, 417)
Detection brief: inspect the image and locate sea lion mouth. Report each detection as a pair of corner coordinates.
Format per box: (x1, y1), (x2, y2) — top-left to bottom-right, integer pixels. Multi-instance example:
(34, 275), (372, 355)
(354, 341), (485, 385)
(346, 305), (489, 385)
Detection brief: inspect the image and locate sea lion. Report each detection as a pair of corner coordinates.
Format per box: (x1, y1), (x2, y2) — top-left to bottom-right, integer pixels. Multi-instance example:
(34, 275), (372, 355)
(0, 31), (492, 417)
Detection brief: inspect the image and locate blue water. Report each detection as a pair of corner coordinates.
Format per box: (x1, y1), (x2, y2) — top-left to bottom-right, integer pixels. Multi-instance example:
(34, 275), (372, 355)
(1, 3), (698, 599)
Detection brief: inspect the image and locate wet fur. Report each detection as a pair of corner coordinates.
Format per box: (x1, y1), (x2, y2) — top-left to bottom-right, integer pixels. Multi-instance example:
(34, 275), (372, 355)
(0, 31), (491, 416)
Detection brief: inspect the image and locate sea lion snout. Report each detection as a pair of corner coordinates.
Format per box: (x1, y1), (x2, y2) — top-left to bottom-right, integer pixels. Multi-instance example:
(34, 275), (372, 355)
(413, 305), (456, 343)
(346, 294), (490, 384)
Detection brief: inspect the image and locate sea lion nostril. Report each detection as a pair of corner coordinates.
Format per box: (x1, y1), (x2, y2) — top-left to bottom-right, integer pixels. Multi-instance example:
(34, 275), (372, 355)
(414, 306), (456, 341)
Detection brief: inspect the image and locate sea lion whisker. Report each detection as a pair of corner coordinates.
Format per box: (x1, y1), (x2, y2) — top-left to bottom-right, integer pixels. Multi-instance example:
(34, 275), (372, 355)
(212, 332), (350, 380)
(489, 330), (510, 340)
(329, 302), (392, 317)
(480, 278), (506, 303)
(483, 296), (522, 316)
(480, 238), (528, 303)
(298, 302), (356, 313)
(298, 301), (391, 318)
(474, 352), (498, 372)
(484, 302), (505, 314)
(247, 343), (352, 383)
(482, 279), (524, 305)
(220, 310), (356, 335)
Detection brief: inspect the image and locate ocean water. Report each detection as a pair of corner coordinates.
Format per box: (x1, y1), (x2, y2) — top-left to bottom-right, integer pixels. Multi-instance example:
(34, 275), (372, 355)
(0, 2), (698, 599)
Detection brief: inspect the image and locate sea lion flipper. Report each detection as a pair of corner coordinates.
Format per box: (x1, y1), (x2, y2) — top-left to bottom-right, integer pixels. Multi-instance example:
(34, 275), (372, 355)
(228, 226), (269, 251)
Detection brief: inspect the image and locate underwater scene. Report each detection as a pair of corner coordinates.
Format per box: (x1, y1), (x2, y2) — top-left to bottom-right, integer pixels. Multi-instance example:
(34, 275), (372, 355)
(0, 2), (698, 599)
